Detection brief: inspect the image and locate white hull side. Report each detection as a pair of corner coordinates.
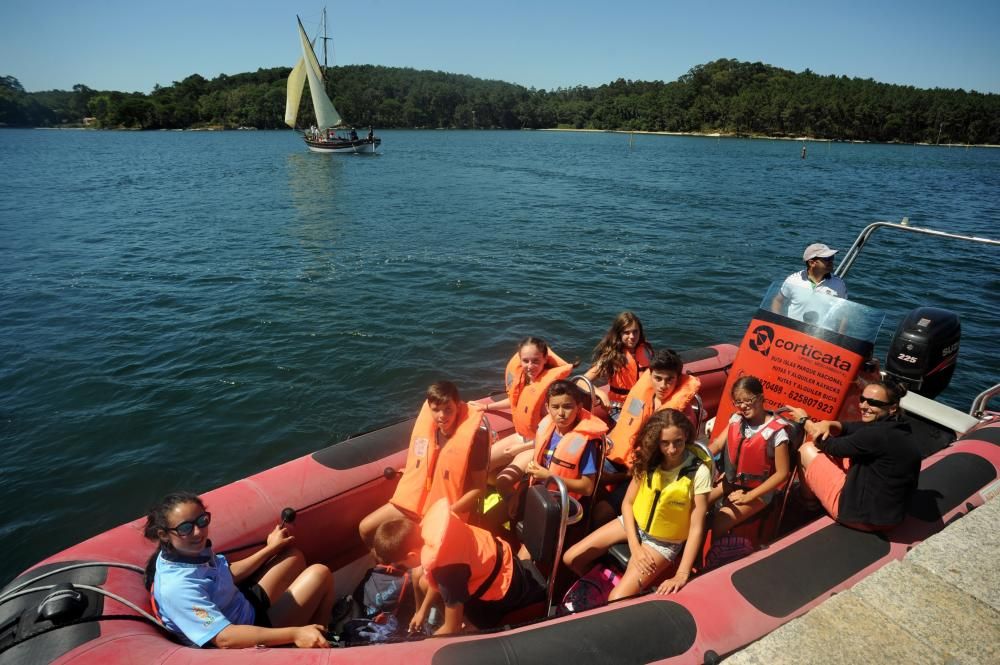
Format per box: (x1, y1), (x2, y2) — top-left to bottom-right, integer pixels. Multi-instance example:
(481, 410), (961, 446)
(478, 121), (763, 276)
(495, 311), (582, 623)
(304, 138), (380, 154)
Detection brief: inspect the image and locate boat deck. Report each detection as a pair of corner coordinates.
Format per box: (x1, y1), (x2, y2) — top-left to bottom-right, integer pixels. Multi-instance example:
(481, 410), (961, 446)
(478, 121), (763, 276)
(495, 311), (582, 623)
(724, 492), (1000, 664)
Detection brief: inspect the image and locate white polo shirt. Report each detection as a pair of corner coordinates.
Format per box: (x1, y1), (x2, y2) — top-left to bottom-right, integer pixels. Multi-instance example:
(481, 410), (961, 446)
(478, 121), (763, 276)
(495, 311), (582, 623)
(779, 270), (848, 323)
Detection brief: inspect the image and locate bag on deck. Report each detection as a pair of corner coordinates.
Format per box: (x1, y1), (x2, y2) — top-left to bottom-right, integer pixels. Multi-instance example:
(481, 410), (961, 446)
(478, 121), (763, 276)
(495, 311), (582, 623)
(338, 564), (414, 644)
(559, 565), (621, 615)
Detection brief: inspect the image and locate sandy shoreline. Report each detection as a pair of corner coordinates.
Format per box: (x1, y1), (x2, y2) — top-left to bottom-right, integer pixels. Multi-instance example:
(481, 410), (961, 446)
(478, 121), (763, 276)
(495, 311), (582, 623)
(538, 127), (1000, 149)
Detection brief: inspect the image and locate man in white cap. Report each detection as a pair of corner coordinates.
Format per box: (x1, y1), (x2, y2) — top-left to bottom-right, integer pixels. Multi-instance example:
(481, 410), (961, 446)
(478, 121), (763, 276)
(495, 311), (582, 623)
(771, 243), (848, 324)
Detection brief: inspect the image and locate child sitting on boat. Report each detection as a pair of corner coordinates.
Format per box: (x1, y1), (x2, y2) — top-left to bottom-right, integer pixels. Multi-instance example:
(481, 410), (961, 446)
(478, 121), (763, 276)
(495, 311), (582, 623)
(143, 492), (335, 649)
(359, 381), (490, 546)
(581, 311), (654, 419)
(563, 409), (711, 600)
(707, 375), (793, 538)
(493, 380), (608, 521)
(487, 336), (573, 475)
(597, 350), (701, 518)
(372, 499), (545, 635)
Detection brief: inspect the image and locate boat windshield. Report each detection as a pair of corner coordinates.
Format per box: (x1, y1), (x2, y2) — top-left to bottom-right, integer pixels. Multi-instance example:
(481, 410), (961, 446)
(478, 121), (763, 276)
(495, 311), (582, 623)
(762, 281), (884, 344)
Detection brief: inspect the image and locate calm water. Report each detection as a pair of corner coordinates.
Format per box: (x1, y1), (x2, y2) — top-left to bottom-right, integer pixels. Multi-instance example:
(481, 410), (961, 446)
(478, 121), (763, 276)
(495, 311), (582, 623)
(1, 129), (998, 584)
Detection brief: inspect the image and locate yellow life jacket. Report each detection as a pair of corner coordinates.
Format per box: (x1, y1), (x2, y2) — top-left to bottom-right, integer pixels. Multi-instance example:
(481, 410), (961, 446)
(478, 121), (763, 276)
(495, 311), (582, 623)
(631, 446), (711, 542)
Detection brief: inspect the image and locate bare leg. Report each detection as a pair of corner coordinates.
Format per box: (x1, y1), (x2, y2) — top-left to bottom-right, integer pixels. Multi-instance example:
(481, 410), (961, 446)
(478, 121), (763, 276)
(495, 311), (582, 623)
(797, 442), (821, 501)
(267, 563), (335, 628)
(563, 518), (627, 576)
(712, 497), (767, 536)
(495, 449), (533, 497)
(254, 547), (306, 597)
(359, 502), (408, 548)
(608, 544), (673, 601)
(490, 432), (531, 477)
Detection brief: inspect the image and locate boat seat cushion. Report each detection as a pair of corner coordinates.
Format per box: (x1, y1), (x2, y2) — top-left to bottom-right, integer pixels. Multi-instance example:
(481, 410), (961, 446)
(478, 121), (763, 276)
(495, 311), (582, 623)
(520, 485), (564, 569)
(608, 542), (631, 571)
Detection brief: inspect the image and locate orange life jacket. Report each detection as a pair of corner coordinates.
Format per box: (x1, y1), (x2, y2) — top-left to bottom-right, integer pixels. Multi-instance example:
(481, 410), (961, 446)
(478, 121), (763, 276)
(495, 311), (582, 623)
(606, 371), (701, 467)
(723, 415), (790, 492)
(608, 343), (654, 400)
(390, 401), (484, 517)
(420, 499), (513, 602)
(531, 409), (608, 498)
(505, 350), (572, 439)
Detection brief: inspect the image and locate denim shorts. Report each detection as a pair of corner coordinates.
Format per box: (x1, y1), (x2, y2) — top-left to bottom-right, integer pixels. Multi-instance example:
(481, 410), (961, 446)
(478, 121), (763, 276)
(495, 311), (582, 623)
(618, 515), (684, 562)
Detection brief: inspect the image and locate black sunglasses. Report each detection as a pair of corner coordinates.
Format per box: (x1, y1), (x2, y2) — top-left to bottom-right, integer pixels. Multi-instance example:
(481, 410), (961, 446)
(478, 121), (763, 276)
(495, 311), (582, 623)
(167, 512), (211, 536)
(859, 396), (893, 408)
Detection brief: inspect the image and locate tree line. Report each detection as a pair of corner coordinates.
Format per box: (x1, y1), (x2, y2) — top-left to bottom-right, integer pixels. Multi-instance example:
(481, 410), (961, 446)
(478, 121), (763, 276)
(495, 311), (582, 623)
(2, 59), (998, 144)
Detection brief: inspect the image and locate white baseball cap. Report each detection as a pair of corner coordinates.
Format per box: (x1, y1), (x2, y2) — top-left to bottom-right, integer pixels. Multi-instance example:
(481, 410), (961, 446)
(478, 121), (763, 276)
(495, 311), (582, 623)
(803, 243), (838, 261)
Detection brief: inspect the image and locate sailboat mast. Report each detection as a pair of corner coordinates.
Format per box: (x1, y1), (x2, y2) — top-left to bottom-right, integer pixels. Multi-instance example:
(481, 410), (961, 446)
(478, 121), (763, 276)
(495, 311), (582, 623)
(321, 7), (330, 77)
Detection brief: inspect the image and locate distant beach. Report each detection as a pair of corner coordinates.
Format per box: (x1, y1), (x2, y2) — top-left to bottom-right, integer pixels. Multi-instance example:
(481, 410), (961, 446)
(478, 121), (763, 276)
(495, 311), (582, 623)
(539, 127), (1000, 148)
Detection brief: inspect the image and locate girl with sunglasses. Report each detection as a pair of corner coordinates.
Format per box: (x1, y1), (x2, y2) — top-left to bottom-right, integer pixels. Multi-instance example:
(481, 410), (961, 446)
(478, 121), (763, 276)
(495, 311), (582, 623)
(706, 376), (793, 537)
(788, 379), (922, 532)
(143, 492), (336, 649)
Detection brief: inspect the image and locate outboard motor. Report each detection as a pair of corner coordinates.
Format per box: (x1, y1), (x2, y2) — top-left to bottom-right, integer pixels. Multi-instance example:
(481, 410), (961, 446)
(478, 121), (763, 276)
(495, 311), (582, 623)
(884, 307), (960, 398)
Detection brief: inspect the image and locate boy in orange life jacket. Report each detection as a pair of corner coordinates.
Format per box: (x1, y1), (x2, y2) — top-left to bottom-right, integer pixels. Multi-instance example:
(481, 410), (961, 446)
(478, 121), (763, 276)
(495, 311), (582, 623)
(373, 501), (545, 635)
(359, 381), (490, 547)
(597, 350), (701, 519)
(494, 380), (607, 504)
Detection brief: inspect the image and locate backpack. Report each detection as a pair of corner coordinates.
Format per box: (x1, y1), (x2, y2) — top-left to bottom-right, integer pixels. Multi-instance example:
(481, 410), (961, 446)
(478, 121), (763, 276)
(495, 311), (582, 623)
(559, 565), (621, 615)
(336, 564), (415, 644)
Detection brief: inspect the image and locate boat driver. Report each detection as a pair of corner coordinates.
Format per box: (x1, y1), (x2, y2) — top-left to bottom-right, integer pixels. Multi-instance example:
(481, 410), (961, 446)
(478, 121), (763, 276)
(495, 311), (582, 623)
(771, 242), (848, 324)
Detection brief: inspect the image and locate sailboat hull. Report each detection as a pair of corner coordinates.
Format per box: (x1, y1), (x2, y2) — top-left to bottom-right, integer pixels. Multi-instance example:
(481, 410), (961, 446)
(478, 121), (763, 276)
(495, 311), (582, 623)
(304, 137), (381, 154)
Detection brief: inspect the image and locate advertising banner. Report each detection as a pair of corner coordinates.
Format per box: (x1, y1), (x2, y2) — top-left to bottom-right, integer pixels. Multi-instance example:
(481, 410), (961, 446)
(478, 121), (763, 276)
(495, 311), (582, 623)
(711, 283), (885, 439)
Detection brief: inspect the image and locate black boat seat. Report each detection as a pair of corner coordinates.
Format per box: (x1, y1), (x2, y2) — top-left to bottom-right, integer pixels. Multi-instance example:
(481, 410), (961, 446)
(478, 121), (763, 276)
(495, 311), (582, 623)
(608, 542), (631, 571)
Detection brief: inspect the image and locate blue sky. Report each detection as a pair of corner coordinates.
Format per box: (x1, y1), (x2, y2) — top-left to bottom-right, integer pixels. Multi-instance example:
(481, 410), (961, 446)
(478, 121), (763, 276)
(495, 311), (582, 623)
(2, 0), (998, 94)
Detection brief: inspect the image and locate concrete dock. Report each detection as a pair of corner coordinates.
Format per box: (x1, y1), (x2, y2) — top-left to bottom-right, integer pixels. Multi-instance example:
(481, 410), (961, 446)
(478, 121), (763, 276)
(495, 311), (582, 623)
(725, 497), (1000, 664)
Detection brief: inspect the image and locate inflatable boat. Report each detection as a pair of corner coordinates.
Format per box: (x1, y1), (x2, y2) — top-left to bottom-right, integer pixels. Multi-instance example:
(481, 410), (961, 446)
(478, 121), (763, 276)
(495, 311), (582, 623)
(2, 221), (998, 664)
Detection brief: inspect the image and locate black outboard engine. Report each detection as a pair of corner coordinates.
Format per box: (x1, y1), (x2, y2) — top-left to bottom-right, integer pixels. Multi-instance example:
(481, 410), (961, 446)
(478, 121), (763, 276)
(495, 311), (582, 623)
(884, 307), (960, 398)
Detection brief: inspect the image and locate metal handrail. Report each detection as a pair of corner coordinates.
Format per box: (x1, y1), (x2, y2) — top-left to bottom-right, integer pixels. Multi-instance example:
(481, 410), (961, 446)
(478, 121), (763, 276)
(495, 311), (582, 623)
(836, 218), (1000, 279)
(970, 384), (1000, 418)
(542, 476), (571, 618)
(571, 373), (599, 411)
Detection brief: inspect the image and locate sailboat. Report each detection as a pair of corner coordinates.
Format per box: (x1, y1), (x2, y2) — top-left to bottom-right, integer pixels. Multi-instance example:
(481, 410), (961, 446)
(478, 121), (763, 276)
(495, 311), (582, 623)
(285, 12), (380, 154)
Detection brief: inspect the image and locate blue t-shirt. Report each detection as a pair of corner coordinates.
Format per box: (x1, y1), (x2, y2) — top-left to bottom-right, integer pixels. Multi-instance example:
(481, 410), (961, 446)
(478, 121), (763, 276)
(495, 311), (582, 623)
(542, 431), (599, 476)
(153, 548), (255, 647)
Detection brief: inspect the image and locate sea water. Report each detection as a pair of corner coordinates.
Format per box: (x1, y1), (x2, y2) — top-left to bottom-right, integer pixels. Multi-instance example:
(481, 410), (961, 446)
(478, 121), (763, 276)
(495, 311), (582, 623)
(1, 128), (997, 584)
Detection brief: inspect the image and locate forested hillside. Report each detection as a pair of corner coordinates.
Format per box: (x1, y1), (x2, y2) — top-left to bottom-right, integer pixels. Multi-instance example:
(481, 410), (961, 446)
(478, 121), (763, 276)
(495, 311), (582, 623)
(2, 59), (997, 144)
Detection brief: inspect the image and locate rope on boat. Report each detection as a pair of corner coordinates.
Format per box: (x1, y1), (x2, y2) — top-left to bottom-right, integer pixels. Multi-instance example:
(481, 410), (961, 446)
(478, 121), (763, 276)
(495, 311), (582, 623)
(0, 561), (145, 603)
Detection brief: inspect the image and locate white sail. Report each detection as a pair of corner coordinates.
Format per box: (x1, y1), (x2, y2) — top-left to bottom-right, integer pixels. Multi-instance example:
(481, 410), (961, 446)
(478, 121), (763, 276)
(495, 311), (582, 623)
(297, 18), (342, 130)
(284, 57), (306, 128)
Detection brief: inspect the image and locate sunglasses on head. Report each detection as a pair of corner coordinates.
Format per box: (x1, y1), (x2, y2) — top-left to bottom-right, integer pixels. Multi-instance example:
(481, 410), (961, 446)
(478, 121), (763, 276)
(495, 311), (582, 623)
(167, 512), (211, 536)
(859, 395), (893, 408)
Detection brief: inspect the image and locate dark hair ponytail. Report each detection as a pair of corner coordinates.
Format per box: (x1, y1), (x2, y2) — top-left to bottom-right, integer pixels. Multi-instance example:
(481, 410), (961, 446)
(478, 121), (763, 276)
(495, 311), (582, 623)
(142, 491), (204, 590)
(873, 378), (908, 418)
